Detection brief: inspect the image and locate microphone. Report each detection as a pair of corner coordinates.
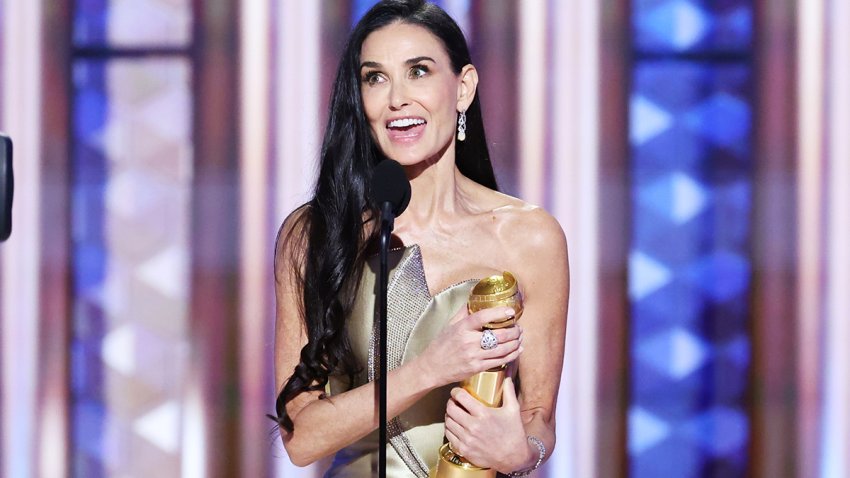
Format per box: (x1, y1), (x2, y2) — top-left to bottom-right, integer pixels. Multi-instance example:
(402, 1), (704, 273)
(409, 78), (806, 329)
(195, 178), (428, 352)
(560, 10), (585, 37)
(1, 134), (12, 242)
(370, 158), (411, 224)
(369, 159), (410, 478)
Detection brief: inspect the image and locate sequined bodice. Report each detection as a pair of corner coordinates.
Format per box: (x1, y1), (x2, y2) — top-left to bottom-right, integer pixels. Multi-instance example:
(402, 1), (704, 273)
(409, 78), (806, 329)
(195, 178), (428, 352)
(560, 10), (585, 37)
(325, 245), (477, 478)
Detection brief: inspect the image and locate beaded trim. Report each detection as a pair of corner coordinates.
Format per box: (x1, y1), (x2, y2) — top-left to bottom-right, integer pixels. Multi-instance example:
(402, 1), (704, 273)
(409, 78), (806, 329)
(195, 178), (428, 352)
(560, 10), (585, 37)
(368, 245), (432, 477)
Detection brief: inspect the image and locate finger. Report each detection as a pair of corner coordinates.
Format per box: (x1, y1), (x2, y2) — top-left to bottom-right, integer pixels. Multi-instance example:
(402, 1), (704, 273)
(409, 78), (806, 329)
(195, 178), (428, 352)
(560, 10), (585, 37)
(444, 414), (466, 437)
(450, 388), (487, 417)
(446, 396), (474, 426)
(501, 376), (520, 409)
(481, 344), (523, 369)
(444, 428), (464, 456)
(474, 327), (521, 355)
(481, 336), (521, 360)
(492, 325), (522, 344)
(475, 326), (521, 359)
(467, 306), (516, 330)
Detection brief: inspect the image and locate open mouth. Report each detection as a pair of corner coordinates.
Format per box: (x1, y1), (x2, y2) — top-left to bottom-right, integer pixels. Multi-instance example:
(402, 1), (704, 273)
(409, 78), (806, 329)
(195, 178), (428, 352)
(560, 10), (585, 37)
(387, 117), (426, 129)
(386, 117), (426, 141)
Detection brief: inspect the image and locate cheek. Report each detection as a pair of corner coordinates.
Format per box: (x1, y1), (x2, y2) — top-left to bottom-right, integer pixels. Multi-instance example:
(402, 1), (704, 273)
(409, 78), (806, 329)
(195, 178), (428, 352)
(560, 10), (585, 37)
(431, 84), (460, 124)
(360, 89), (383, 126)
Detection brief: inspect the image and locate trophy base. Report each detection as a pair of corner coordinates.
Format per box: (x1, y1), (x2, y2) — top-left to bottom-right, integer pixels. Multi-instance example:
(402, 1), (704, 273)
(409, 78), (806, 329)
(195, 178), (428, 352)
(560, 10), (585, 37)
(430, 443), (496, 478)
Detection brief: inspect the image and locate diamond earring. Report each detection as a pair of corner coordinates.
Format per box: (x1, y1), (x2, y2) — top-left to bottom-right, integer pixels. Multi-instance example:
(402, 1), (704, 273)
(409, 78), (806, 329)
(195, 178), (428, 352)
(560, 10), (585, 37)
(457, 110), (467, 142)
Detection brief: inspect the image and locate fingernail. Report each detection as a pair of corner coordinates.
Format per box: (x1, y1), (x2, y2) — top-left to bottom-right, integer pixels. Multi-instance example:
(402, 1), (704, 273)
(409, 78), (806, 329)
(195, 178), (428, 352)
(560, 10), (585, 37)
(519, 346), (525, 353)
(506, 308), (516, 317)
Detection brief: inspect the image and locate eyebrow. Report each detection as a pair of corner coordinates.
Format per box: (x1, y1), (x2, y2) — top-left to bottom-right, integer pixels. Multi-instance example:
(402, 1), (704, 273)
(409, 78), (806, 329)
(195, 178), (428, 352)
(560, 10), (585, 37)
(360, 56), (437, 70)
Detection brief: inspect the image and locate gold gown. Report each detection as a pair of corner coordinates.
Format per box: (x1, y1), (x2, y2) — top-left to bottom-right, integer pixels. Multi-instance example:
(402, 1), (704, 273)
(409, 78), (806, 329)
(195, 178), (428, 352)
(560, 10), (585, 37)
(325, 245), (477, 478)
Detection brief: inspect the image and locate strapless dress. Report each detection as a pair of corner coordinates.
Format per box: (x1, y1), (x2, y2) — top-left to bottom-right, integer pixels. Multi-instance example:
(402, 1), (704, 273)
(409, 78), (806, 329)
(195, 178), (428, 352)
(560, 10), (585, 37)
(324, 245), (477, 478)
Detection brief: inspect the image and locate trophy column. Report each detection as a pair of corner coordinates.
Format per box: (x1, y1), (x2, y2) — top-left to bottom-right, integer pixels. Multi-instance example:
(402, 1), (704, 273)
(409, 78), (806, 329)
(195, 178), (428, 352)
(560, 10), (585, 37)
(431, 272), (523, 478)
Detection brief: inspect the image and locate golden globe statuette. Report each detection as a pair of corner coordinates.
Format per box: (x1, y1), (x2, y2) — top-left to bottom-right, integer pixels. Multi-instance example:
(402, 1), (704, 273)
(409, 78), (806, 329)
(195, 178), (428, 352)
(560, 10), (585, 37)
(432, 272), (523, 478)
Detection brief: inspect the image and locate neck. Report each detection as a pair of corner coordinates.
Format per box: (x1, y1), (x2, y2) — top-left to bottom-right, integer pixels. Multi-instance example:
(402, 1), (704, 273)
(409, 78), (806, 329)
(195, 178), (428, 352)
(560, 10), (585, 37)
(401, 152), (470, 228)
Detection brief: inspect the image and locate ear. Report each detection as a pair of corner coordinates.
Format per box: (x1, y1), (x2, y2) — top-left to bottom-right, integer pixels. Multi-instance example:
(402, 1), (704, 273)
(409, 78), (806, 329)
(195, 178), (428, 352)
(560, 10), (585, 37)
(456, 64), (479, 112)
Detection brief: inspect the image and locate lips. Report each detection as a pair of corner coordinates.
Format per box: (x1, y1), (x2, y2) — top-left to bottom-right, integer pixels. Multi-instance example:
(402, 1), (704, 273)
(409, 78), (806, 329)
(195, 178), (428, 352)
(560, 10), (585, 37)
(386, 117), (426, 143)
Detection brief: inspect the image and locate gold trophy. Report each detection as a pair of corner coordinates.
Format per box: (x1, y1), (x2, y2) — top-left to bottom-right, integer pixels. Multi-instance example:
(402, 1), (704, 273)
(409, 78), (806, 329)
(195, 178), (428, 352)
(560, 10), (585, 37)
(431, 272), (524, 478)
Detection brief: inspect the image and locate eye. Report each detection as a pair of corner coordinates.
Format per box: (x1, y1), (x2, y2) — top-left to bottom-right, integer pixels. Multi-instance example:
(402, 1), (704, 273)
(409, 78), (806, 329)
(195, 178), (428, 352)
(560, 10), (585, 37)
(409, 64), (429, 79)
(362, 71), (386, 86)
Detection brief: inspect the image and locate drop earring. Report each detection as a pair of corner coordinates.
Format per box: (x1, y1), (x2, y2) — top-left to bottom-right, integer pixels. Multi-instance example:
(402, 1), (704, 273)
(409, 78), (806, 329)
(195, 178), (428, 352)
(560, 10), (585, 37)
(457, 110), (467, 142)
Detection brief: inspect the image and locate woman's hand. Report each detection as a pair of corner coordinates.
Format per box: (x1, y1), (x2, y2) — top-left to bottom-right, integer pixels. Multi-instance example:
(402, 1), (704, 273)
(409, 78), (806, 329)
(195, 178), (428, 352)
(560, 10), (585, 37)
(415, 306), (523, 387)
(443, 377), (535, 473)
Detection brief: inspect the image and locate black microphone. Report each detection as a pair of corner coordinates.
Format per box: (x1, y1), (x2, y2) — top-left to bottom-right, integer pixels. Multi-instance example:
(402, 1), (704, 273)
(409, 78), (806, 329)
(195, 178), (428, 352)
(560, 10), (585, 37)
(369, 159), (410, 478)
(0, 134), (12, 242)
(370, 158), (411, 224)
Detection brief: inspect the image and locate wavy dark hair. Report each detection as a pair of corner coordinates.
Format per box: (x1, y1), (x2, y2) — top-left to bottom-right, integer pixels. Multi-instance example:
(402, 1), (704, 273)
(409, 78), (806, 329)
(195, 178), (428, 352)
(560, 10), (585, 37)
(273, 0), (498, 434)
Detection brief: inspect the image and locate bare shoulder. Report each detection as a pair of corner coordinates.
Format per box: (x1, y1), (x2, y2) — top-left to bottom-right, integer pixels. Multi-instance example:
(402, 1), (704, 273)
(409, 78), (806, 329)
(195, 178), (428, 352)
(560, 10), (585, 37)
(275, 204), (311, 283)
(467, 189), (570, 301)
(476, 190), (567, 259)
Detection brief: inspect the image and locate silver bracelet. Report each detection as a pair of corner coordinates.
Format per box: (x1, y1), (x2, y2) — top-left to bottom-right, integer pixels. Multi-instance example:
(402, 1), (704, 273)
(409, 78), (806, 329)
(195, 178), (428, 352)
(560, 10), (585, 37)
(507, 435), (546, 477)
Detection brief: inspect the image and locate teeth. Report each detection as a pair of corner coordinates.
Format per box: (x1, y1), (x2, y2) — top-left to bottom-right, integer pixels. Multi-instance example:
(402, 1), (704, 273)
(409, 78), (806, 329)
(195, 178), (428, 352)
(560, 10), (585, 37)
(388, 118), (425, 128)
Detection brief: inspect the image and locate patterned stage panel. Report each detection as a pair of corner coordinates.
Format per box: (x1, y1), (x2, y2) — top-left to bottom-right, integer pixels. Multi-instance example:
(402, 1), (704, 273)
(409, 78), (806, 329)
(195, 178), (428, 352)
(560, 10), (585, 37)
(71, 2), (193, 476)
(629, 1), (754, 477)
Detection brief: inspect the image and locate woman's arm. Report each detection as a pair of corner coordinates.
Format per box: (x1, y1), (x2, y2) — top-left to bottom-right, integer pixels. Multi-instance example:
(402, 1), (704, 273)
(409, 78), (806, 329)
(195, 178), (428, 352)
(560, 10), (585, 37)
(275, 283), (523, 466)
(274, 215), (525, 466)
(443, 208), (569, 474)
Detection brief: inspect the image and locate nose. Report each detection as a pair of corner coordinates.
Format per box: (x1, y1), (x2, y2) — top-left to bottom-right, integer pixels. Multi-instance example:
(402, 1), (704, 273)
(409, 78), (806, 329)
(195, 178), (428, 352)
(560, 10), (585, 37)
(388, 81), (410, 110)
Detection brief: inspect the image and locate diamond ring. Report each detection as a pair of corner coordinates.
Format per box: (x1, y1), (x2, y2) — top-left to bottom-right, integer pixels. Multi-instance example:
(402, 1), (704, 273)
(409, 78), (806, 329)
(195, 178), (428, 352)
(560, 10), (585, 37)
(480, 329), (498, 350)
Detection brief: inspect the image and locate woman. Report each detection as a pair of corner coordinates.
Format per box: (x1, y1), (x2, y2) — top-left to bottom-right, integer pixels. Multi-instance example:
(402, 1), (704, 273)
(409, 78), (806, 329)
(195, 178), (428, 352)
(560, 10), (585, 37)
(272, 1), (569, 476)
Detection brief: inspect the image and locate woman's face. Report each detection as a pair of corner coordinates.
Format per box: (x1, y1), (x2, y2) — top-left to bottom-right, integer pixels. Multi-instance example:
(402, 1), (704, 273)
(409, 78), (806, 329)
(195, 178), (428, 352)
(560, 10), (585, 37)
(359, 22), (470, 167)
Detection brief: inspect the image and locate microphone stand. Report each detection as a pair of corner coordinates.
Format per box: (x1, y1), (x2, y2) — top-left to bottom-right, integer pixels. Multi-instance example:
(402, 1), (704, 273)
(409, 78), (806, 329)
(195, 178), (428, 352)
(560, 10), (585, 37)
(377, 200), (394, 478)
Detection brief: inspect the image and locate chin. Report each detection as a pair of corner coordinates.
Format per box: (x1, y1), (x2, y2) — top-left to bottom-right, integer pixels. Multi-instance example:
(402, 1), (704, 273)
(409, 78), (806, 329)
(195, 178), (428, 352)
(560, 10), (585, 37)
(380, 143), (450, 168)
(380, 146), (428, 166)
(391, 155), (426, 166)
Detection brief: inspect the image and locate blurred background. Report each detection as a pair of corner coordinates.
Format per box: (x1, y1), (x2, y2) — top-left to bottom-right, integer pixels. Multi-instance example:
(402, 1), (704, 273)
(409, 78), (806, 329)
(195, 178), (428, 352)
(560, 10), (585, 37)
(1, 0), (848, 477)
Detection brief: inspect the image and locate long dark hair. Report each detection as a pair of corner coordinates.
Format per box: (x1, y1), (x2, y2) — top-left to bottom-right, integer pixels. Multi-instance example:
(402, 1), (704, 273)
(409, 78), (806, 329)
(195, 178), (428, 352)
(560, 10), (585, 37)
(273, 0), (497, 434)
